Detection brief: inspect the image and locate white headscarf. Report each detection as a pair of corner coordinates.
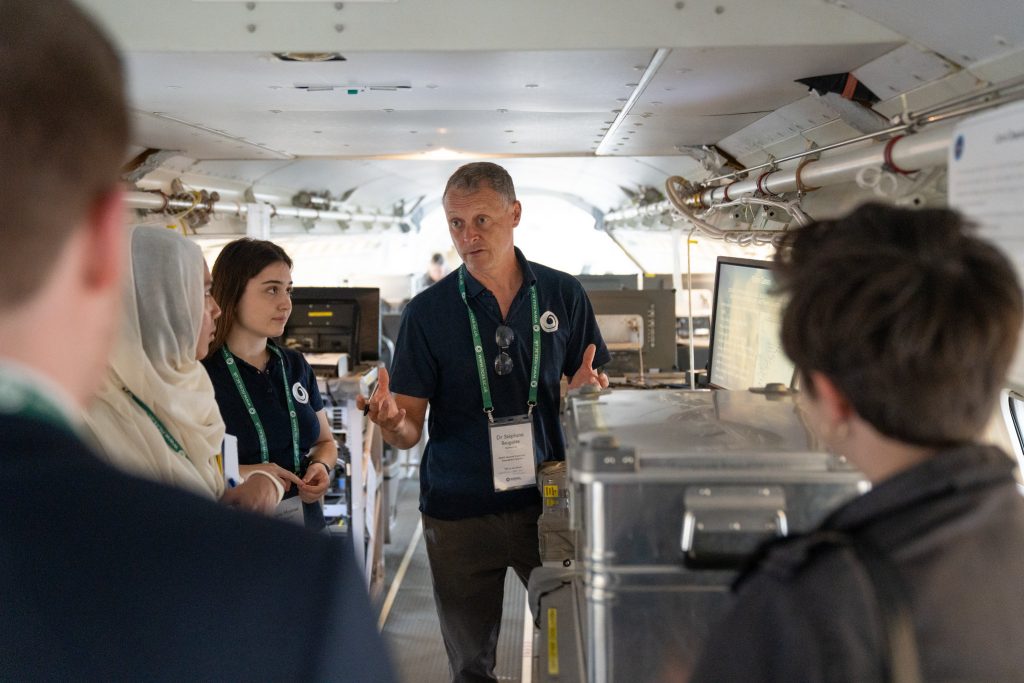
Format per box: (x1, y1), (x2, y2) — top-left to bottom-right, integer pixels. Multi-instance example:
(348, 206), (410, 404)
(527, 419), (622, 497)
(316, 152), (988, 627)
(84, 226), (225, 498)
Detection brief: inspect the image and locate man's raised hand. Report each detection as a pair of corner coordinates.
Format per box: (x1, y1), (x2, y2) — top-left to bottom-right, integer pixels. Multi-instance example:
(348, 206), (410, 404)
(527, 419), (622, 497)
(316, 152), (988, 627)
(568, 343), (610, 390)
(356, 367), (407, 432)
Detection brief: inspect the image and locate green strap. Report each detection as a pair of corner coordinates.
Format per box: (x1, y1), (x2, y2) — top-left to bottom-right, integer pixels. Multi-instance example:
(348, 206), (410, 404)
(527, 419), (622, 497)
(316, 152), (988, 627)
(457, 266), (541, 423)
(528, 281), (541, 408)
(222, 344), (301, 473)
(123, 387), (189, 459)
(0, 369), (75, 435)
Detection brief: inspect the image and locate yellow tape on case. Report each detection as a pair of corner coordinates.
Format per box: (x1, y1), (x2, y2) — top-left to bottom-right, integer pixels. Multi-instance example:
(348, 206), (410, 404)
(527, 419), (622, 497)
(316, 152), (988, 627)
(547, 607), (559, 675)
(543, 485), (559, 498)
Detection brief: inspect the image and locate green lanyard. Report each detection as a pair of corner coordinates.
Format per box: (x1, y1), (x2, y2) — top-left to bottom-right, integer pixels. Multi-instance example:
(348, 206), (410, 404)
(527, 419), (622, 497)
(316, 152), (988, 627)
(0, 369), (76, 435)
(222, 344), (301, 473)
(123, 386), (189, 459)
(457, 266), (541, 423)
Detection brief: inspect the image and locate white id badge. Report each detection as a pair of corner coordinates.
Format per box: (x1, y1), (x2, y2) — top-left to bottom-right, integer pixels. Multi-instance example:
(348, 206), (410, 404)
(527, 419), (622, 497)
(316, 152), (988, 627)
(222, 434), (241, 488)
(489, 414), (537, 492)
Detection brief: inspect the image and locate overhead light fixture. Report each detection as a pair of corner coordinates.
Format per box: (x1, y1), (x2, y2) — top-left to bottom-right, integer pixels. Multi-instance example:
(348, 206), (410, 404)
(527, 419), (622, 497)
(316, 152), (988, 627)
(293, 83), (411, 94)
(595, 48), (671, 157)
(416, 147), (476, 161)
(273, 52), (346, 62)
(383, 147), (485, 161)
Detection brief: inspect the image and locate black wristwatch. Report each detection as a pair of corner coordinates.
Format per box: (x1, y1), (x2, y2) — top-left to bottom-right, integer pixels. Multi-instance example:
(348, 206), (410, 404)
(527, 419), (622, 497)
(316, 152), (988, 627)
(309, 460), (332, 476)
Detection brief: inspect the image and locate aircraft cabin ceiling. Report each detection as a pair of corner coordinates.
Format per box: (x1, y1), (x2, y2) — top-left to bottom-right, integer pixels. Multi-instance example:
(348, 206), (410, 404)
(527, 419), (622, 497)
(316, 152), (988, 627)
(78, 0), (1024, 217)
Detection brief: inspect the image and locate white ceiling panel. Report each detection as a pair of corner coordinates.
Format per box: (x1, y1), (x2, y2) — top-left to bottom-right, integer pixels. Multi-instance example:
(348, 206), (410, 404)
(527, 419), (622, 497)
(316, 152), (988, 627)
(853, 43), (957, 100)
(839, 0), (1024, 66)
(127, 42), (899, 161)
(126, 50), (655, 114)
(87, 0), (920, 214)
(99, 0), (1024, 217)
(80, 0), (900, 52)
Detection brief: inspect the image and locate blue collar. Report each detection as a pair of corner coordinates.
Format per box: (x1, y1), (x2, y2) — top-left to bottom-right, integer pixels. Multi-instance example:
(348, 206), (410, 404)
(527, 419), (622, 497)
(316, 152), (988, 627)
(214, 340), (282, 373)
(461, 247), (538, 299)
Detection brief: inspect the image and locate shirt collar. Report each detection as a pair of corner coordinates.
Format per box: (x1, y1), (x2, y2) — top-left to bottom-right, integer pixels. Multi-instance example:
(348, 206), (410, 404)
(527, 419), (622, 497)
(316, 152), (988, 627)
(823, 443), (1017, 531)
(262, 344), (282, 372)
(220, 341), (282, 373)
(462, 247), (537, 299)
(0, 358), (82, 427)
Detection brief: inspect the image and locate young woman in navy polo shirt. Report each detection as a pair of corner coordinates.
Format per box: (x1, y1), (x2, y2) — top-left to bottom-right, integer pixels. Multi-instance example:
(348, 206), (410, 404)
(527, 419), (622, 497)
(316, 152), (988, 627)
(203, 238), (337, 529)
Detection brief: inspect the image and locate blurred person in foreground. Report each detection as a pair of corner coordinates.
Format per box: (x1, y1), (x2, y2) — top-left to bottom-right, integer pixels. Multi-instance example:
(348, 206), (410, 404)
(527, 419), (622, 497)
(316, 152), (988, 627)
(0, 1), (394, 680)
(690, 203), (1024, 682)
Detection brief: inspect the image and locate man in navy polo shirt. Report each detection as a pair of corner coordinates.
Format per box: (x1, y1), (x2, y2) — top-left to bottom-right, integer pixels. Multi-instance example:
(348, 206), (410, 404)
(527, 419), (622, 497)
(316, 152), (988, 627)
(360, 162), (609, 683)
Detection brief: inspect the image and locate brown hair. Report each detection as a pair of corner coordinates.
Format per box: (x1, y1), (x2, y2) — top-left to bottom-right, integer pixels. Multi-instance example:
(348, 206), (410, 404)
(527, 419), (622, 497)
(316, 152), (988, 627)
(0, 0), (129, 310)
(443, 162), (517, 204)
(774, 203), (1023, 447)
(209, 238), (293, 352)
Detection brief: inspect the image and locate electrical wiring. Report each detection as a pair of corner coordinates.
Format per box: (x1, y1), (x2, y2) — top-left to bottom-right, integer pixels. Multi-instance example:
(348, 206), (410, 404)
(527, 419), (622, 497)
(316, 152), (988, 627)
(708, 196), (812, 227)
(665, 176), (805, 247)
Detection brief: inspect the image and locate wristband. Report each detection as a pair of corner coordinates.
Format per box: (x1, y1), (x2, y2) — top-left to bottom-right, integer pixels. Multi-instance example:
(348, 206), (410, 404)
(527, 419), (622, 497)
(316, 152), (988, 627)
(310, 460), (332, 477)
(245, 470), (285, 505)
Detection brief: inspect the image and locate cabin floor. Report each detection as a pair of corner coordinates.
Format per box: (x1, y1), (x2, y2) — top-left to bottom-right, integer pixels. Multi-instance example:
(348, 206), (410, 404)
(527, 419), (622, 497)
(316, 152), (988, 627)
(378, 476), (531, 683)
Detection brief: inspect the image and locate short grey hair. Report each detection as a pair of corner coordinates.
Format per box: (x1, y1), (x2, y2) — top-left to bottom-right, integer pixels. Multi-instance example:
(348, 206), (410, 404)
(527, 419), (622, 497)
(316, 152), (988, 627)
(443, 162), (517, 205)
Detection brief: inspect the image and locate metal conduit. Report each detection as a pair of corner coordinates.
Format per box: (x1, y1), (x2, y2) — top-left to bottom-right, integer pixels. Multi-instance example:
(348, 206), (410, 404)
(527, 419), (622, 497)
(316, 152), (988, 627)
(699, 123), (906, 186)
(603, 124), (952, 223)
(602, 78), (1024, 224)
(893, 73), (1024, 125)
(699, 78), (1024, 186)
(124, 191), (406, 225)
(697, 123), (951, 205)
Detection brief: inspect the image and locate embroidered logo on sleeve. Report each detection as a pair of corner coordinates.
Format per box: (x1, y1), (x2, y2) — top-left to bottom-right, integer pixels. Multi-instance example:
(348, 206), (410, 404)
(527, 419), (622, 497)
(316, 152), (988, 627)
(292, 382), (310, 404)
(540, 311), (559, 333)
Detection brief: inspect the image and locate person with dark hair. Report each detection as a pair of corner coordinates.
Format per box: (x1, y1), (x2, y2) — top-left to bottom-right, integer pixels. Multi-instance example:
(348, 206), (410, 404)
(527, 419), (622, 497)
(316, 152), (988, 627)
(84, 226), (296, 512)
(0, 1), (394, 680)
(418, 251), (448, 292)
(360, 161), (610, 682)
(691, 203), (1024, 682)
(203, 238), (338, 529)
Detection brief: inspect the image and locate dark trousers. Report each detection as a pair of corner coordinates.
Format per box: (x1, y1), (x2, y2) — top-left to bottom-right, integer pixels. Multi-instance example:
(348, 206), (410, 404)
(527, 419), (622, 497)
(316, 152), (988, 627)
(422, 502), (542, 683)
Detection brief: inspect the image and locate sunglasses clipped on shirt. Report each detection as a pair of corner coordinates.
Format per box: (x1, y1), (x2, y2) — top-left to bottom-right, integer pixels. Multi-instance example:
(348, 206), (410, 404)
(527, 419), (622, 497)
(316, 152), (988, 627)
(494, 325), (514, 376)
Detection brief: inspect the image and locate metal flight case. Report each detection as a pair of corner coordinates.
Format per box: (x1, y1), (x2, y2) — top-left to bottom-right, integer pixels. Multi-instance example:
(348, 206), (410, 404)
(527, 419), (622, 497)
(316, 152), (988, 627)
(561, 388), (865, 683)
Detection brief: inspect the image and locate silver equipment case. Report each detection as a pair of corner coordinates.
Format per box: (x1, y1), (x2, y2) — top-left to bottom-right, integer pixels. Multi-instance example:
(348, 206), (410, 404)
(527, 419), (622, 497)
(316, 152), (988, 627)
(558, 388), (865, 683)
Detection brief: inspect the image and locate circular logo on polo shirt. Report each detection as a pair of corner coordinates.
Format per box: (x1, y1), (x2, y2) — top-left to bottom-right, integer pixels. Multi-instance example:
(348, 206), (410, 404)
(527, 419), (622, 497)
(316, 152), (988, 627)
(292, 382), (309, 404)
(540, 311), (559, 333)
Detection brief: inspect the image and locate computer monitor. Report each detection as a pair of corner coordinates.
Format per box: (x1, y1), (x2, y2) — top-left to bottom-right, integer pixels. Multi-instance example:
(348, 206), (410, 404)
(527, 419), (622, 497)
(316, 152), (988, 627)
(283, 287), (381, 365)
(587, 289), (676, 374)
(706, 257), (795, 390)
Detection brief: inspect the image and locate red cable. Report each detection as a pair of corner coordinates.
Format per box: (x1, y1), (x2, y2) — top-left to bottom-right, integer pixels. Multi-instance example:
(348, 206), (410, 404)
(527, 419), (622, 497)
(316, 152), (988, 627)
(756, 171), (779, 197)
(795, 157), (820, 193)
(883, 135), (915, 175)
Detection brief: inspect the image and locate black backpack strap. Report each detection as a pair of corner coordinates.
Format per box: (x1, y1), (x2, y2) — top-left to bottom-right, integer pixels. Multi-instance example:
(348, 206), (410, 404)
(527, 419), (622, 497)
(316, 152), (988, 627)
(811, 531), (923, 683)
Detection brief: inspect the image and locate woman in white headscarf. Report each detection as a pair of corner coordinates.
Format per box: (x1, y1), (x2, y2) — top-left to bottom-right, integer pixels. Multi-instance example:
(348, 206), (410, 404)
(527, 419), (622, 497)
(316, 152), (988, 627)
(84, 226), (300, 511)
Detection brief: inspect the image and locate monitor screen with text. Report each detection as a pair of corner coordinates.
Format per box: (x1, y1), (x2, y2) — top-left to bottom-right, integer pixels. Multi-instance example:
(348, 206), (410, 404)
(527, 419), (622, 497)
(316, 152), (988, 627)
(707, 258), (795, 390)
